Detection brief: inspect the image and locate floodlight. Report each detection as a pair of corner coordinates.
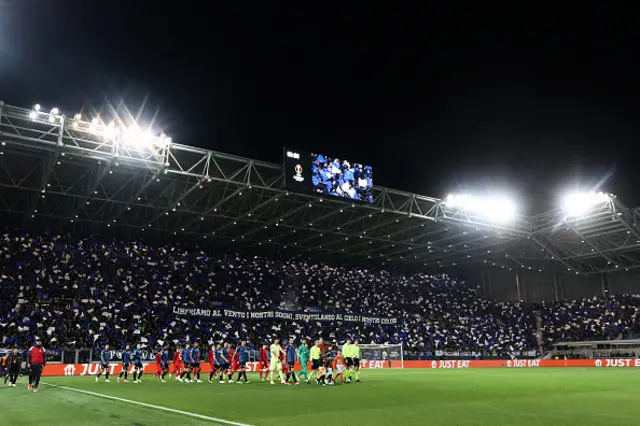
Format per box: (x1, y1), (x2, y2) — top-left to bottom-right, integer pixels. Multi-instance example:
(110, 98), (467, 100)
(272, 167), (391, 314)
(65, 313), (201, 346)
(488, 198), (516, 222)
(34, 104), (41, 111)
(89, 117), (100, 134)
(104, 122), (119, 138)
(50, 107), (59, 115)
(29, 111), (37, 120)
(122, 126), (147, 147)
(562, 191), (610, 217)
(74, 113), (82, 121)
(444, 193), (516, 223)
(445, 194), (464, 209)
(158, 134), (172, 147)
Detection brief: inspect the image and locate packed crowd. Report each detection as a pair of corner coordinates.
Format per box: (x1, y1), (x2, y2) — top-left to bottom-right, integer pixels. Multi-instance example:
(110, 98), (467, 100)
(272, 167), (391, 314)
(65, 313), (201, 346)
(1, 233), (640, 356)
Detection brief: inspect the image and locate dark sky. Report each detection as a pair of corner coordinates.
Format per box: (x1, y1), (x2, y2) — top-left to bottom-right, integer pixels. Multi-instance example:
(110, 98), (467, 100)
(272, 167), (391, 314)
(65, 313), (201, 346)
(1, 2), (637, 212)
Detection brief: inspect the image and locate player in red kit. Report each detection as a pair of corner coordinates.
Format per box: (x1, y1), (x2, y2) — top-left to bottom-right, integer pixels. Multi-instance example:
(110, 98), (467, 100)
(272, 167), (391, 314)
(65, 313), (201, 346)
(173, 345), (184, 382)
(259, 344), (269, 381)
(28, 339), (46, 392)
(227, 345), (238, 383)
(154, 348), (162, 380)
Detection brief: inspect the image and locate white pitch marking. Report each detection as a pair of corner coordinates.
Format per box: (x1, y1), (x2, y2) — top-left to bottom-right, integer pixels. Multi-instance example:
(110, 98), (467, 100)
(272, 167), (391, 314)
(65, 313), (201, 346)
(43, 382), (252, 426)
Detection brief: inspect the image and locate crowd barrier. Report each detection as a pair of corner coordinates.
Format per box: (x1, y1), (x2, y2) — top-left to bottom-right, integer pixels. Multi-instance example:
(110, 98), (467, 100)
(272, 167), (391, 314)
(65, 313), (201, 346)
(41, 358), (640, 376)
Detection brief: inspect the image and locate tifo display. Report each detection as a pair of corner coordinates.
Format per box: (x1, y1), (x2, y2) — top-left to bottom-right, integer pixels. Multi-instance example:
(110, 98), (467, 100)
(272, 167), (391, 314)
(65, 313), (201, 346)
(2, 233), (640, 356)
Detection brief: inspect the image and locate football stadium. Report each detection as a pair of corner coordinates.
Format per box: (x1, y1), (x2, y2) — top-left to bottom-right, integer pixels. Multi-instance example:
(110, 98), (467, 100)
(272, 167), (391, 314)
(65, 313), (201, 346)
(2, 99), (640, 426)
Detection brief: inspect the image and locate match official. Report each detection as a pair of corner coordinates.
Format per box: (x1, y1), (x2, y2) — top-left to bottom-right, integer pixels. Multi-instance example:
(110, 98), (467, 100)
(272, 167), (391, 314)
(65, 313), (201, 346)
(6, 348), (21, 387)
(309, 340), (321, 383)
(353, 339), (361, 382)
(28, 339), (46, 392)
(342, 338), (353, 383)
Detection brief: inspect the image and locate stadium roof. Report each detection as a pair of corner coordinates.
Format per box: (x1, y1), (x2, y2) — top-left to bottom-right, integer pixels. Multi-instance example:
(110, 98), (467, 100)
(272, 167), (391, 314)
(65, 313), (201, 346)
(2, 100), (640, 275)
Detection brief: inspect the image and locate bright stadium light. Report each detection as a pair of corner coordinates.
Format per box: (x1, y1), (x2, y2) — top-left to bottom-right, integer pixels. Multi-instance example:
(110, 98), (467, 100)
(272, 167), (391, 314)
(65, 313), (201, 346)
(122, 125), (153, 149)
(103, 121), (119, 138)
(24, 102), (172, 156)
(158, 133), (172, 147)
(562, 191), (610, 217)
(47, 107), (60, 124)
(445, 193), (516, 222)
(89, 117), (100, 134)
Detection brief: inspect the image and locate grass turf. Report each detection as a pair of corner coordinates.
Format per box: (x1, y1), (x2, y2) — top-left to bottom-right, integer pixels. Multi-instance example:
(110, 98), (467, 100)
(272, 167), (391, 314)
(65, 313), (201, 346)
(0, 369), (638, 425)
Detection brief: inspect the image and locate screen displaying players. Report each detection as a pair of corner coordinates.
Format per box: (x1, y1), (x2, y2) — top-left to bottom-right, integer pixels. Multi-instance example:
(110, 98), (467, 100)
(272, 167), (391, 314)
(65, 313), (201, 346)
(283, 148), (373, 203)
(311, 153), (373, 203)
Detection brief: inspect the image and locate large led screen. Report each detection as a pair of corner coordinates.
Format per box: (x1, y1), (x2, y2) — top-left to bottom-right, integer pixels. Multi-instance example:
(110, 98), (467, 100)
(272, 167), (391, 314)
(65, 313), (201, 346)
(284, 148), (373, 203)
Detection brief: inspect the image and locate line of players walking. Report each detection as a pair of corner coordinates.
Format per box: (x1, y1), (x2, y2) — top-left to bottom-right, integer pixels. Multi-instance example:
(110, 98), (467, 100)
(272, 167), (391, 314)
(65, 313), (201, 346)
(95, 337), (363, 387)
(263, 337), (363, 386)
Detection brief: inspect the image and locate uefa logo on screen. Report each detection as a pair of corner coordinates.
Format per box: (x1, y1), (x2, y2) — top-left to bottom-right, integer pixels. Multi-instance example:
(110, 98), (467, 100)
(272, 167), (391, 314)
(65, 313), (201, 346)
(293, 164), (304, 182)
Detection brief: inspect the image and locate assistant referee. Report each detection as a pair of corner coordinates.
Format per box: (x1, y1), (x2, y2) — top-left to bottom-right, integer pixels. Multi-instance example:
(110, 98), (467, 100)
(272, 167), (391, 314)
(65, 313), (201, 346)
(310, 341), (322, 382)
(342, 338), (353, 382)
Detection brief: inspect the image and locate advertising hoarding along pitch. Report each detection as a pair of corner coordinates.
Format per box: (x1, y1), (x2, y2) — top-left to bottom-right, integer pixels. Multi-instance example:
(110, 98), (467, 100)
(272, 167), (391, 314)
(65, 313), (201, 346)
(41, 358), (640, 376)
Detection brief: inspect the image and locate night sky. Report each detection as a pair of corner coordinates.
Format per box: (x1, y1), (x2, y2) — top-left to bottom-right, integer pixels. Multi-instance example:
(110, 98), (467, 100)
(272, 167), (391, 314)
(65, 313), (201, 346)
(1, 2), (637, 213)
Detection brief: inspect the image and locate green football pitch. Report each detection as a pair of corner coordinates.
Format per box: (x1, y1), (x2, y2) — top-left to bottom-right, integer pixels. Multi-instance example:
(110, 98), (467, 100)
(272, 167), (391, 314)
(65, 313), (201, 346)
(0, 368), (637, 425)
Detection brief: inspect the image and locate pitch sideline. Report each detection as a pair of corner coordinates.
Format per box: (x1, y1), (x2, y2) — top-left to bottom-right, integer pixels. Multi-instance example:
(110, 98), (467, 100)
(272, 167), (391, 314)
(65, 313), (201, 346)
(42, 382), (253, 426)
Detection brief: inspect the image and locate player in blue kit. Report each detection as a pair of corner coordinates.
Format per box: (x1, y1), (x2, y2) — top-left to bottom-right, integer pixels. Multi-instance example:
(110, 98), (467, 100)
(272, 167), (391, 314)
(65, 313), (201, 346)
(285, 338), (300, 385)
(132, 344), (144, 383)
(96, 344), (111, 383)
(118, 344), (131, 383)
(220, 343), (232, 383)
(181, 343), (193, 383)
(160, 344), (170, 382)
(207, 345), (220, 383)
(217, 344), (230, 383)
(191, 342), (202, 383)
(235, 341), (250, 383)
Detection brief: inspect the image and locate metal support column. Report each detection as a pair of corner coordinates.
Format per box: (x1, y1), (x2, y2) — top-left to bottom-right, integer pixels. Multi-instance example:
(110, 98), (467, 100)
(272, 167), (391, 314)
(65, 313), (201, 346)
(481, 268), (489, 298)
(600, 273), (609, 298)
(515, 269), (524, 301)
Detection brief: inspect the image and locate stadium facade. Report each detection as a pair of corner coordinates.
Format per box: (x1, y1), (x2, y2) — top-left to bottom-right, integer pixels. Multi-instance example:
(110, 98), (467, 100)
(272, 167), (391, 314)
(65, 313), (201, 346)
(2, 100), (640, 301)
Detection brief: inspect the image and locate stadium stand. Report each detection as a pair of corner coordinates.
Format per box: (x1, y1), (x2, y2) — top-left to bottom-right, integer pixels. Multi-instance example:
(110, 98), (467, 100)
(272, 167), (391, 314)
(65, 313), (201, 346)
(1, 232), (640, 359)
